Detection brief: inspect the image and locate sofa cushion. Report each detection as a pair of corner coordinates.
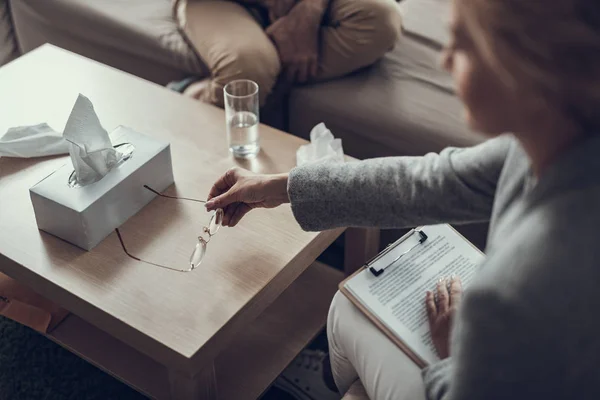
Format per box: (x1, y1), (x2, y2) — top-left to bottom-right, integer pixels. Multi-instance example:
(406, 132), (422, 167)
(0, 0), (19, 65)
(9, 0), (206, 84)
(400, 0), (451, 48)
(288, 0), (482, 158)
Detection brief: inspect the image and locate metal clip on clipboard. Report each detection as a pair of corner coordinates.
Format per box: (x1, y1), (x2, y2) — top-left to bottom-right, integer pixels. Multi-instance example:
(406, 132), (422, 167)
(367, 229), (428, 277)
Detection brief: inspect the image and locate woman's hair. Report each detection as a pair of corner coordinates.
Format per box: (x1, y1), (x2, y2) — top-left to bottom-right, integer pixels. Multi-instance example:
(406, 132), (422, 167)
(459, 0), (600, 131)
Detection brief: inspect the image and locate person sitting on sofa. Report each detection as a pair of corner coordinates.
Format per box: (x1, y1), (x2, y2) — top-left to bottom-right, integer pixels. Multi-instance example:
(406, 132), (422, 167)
(202, 0), (600, 398)
(170, 0), (402, 107)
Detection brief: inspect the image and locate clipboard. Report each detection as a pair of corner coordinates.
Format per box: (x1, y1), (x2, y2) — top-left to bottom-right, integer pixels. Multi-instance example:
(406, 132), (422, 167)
(339, 225), (484, 368)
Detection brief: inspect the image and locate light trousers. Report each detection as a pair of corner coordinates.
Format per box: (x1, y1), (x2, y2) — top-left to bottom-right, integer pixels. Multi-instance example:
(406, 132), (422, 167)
(327, 291), (427, 400)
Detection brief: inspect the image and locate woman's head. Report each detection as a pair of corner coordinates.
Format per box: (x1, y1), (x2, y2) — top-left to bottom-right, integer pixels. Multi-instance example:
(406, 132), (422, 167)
(444, 0), (600, 137)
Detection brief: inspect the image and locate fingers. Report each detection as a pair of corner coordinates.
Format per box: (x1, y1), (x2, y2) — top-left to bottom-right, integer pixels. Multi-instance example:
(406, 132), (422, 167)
(436, 278), (449, 314)
(425, 291), (437, 326)
(285, 57), (318, 84)
(206, 189), (239, 212)
(265, 18), (283, 36)
(221, 202), (253, 227)
(449, 276), (463, 307)
(208, 168), (238, 201)
(229, 203), (252, 227)
(221, 203), (239, 227)
(207, 169), (246, 211)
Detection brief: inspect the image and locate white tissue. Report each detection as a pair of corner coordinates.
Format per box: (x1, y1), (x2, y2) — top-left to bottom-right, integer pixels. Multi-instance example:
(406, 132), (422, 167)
(63, 94), (121, 186)
(0, 123), (69, 158)
(296, 123), (344, 166)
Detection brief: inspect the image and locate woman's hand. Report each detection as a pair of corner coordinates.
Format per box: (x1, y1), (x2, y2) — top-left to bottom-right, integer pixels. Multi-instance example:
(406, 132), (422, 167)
(205, 168), (290, 227)
(425, 276), (463, 359)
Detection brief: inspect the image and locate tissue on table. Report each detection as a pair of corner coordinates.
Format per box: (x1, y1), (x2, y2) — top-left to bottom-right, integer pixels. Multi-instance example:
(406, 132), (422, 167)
(0, 123), (69, 158)
(29, 94), (174, 251)
(296, 123), (344, 166)
(63, 94), (122, 186)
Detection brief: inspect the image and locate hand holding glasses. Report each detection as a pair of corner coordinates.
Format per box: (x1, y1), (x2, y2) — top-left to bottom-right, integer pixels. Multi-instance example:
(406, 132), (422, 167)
(116, 185), (224, 272)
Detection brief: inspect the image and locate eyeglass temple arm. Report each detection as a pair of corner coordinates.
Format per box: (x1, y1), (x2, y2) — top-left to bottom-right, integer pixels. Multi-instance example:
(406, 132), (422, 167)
(115, 228), (196, 272)
(143, 185), (207, 204)
(115, 228), (142, 262)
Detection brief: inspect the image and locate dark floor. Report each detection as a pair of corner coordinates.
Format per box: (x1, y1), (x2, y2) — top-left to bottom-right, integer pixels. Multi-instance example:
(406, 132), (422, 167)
(0, 316), (146, 400)
(0, 315), (331, 400)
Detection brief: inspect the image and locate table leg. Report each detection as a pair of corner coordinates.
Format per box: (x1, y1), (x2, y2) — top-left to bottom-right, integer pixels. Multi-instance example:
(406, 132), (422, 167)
(344, 228), (380, 275)
(168, 363), (218, 400)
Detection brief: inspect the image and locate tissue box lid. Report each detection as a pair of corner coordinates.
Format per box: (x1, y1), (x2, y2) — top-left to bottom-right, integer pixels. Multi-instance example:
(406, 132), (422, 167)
(29, 126), (169, 212)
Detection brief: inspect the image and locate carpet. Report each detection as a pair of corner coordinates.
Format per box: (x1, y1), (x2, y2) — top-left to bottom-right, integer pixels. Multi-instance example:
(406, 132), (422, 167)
(0, 317), (329, 400)
(0, 316), (144, 400)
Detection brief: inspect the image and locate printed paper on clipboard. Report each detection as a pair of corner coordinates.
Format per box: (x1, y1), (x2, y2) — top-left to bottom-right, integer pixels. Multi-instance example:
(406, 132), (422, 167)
(339, 224), (485, 367)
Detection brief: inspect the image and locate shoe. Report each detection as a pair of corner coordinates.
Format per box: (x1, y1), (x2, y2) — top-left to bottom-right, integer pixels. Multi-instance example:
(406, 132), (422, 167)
(273, 349), (341, 400)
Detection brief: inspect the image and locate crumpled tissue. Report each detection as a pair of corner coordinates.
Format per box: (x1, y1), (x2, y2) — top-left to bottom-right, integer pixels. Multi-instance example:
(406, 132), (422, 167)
(0, 123), (68, 158)
(63, 94), (121, 186)
(296, 123), (344, 166)
(0, 93), (122, 186)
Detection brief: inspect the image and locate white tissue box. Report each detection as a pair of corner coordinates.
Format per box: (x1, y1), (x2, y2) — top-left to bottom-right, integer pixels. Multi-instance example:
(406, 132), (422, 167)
(30, 126), (174, 250)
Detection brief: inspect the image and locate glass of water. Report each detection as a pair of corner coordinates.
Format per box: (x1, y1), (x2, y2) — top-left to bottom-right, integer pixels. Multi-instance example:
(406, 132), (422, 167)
(224, 79), (260, 158)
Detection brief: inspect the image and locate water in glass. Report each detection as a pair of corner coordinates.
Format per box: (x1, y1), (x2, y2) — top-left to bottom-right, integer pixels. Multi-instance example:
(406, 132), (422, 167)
(227, 111), (259, 157)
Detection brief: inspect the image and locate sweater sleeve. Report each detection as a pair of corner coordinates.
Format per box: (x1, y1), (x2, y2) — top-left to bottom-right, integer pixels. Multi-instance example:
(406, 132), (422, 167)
(287, 135), (512, 231)
(422, 284), (561, 400)
(421, 221), (581, 400)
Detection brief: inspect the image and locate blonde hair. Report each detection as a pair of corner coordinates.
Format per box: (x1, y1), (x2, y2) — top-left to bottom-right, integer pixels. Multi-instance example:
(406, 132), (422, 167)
(459, 0), (600, 131)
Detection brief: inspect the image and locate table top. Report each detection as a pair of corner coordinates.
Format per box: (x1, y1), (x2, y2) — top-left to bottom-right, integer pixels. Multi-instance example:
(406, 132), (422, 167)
(0, 45), (343, 371)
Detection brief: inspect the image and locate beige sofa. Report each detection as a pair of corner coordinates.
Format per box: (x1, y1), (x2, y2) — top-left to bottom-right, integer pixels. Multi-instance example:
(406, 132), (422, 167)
(289, 0), (483, 159)
(2, 0), (480, 160)
(6, 0), (206, 84)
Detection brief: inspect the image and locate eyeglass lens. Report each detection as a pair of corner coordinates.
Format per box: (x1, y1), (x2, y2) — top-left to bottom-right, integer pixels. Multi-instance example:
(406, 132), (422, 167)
(190, 241), (206, 270)
(208, 208), (223, 235)
(189, 208), (224, 270)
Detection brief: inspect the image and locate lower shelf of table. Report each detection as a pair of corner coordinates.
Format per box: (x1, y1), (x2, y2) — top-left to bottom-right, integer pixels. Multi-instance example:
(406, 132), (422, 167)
(47, 262), (344, 400)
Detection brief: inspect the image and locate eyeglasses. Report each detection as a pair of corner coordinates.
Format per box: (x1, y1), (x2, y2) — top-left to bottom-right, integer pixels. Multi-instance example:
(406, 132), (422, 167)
(115, 185), (224, 272)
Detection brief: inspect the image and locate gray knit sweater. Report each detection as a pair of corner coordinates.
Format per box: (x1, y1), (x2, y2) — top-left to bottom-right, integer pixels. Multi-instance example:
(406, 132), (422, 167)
(287, 133), (600, 400)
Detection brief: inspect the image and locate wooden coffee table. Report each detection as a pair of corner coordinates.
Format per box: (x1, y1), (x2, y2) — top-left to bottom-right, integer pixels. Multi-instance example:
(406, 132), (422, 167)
(0, 45), (377, 399)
